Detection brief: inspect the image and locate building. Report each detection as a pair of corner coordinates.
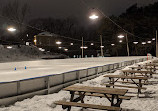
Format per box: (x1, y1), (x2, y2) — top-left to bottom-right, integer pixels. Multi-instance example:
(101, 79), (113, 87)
(34, 32), (60, 47)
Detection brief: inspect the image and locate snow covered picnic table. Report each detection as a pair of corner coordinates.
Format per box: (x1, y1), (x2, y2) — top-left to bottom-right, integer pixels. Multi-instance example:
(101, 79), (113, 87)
(121, 70), (154, 78)
(129, 66), (158, 71)
(55, 85), (128, 111)
(103, 75), (148, 96)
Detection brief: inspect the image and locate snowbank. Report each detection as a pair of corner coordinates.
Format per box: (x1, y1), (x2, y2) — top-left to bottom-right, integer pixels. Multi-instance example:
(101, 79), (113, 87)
(0, 45), (66, 62)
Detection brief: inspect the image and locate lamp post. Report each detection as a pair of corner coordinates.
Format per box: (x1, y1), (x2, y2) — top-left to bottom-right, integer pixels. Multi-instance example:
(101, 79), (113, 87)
(125, 33), (130, 56)
(118, 33), (130, 56)
(156, 30), (158, 57)
(82, 37), (84, 58)
(100, 35), (104, 57)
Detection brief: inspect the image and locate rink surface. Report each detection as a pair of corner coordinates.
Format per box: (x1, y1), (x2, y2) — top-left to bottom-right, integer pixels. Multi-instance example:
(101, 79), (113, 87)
(0, 56), (146, 82)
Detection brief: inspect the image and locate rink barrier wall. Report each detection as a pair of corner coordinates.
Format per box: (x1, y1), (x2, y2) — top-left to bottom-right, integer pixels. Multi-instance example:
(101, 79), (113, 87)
(0, 57), (147, 106)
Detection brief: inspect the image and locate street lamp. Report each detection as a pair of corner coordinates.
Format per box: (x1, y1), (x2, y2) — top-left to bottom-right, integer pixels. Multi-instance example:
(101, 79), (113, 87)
(56, 41), (62, 45)
(89, 14), (99, 20)
(7, 46), (13, 49)
(133, 42), (138, 44)
(118, 35), (124, 39)
(142, 42), (146, 45)
(119, 40), (122, 43)
(152, 38), (155, 41)
(91, 43), (94, 45)
(118, 33), (130, 56)
(7, 27), (16, 32)
(147, 41), (151, 44)
(111, 44), (115, 46)
(64, 49), (68, 51)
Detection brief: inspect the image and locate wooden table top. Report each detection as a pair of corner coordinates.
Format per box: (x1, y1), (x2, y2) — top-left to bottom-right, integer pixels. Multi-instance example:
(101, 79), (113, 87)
(129, 67), (156, 70)
(104, 75), (149, 80)
(64, 85), (128, 96)
(122, 70), (153, 73)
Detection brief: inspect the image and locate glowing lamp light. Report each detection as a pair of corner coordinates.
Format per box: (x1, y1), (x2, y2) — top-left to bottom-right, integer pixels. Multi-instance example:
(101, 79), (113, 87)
(7, 46), (12, 49)
(118, 35), (124, 39)
(142, 42), (146, 45)
(89, 14), (99, 20)
(64, 49), (68, 51)
(100, 46), (104, 48)
(152, 38), (155, 41)
(56, 41), (62, 45)
(41, 49), (45, 52)
(91, 43), (94, 45)
(7, 27), (16, 32)
(111, 44), (115, 46)
(147, 41), (151, 43)
(133, 42), (138, 44)
(58, 47), (62, 49)
(34, 39), (37, 42)
(119, 40), (122, 43)
(80, 46), (88, 49)
(70, 43), (73, 45)
(39, 48), (42, 50)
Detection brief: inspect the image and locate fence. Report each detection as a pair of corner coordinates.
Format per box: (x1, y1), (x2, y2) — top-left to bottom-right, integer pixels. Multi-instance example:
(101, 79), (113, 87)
(0, 57), (147, 106)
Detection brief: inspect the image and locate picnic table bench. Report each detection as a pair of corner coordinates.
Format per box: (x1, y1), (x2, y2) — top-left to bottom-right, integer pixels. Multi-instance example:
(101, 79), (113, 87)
(122, 70), (154, 77)
(55, 85), (128, 111)
(103, 75), (148, 96)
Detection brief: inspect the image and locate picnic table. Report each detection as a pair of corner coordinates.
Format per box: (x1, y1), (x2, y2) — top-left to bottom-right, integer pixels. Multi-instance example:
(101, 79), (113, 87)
(122, 70), (154, 77)
(104, 75), (148, 95)
(152, 60), (158, 63)
(55, 85), (128, 111)
(129, 66), (157, 73)
(145, 64), (158, 68)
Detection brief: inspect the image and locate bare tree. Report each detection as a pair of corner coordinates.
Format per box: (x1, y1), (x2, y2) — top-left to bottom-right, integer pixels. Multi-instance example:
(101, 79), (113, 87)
(1, 0), (29, 41)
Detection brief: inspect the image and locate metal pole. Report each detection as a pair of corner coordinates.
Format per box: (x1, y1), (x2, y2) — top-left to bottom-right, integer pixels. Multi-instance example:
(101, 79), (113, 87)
(82, 37), (84, 58)
(100, 35), (103, 57)
(125, 33), (130, 56)
(156, 30), (158, 57)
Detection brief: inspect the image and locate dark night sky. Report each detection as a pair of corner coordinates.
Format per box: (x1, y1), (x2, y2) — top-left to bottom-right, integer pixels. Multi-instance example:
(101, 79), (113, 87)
(0, 0), (158, 21)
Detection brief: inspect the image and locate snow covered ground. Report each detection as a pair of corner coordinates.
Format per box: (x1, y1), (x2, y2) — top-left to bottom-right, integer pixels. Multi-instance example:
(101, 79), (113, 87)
(0, 58), (158, 111)
(0, 45), (65, 63)
(0, 56), (146, 82)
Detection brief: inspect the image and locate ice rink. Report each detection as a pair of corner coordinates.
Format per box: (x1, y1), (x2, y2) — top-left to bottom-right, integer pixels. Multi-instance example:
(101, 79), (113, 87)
(0, 56), (146, 82)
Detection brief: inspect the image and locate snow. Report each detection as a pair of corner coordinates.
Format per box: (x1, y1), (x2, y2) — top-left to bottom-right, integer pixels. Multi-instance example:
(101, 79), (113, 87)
(0, 58), (158, 111)
(0, 45), (62, 63)
(0, 56), (146, 82)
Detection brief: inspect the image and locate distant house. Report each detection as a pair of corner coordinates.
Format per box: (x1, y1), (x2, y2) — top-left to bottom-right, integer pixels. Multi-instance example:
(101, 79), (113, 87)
(34, 32), (60, 47)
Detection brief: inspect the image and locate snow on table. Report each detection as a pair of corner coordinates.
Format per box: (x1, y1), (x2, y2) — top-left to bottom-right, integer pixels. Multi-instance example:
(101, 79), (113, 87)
(0, 56), (146, 82)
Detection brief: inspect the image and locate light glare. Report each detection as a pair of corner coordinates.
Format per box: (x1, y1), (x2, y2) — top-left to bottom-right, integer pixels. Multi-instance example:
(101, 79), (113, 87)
(152, 38), (155, 41)
(119, 40), (122, 43)
(89, 14), (99, 20)
(142, 42), (146, 45)
(8, 27), (16, 32)
(133, 42), (138, 44)
(111, 44), (115, 46)
(7, 46), (12, 49)
(56, 41), (62, 45)
(118, 35), (124, 39)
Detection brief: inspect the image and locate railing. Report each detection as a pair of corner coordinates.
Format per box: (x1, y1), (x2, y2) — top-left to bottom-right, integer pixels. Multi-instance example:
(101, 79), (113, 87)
(0, 57), (147, 106)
